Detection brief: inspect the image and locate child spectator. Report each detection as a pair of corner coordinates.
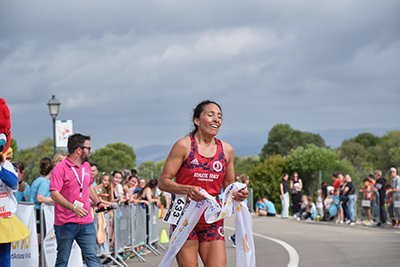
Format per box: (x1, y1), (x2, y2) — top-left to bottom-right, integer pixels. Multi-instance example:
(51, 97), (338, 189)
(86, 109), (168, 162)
(255, 198), (265, 215)
(359, 178), (374, 226)
(333, 188), (343, 224)
(301, 196), (316, 220)
(296, 195), (308, 220)
(262, 198), (276, 216)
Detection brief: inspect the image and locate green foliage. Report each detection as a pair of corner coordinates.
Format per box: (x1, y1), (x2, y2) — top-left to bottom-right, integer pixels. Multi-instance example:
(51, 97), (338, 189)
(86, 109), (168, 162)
(9, 138), (18, 158)
(90, 143), (136, 173)
(370, 130), (400, 170)
(15, 138), (56, 184)
(287, 144), (355, 195)
(337, 140), (369, 171)
(137, 159), (166, 181)
(248, 155), (287, 213)
(260, 123), (325, 161)
(234, 156), (260, 175)
(349, 132), (381, 148)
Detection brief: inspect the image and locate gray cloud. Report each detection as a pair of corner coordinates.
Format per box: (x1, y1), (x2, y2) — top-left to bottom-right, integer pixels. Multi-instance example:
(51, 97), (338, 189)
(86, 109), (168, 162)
(1, 0), (399, 154)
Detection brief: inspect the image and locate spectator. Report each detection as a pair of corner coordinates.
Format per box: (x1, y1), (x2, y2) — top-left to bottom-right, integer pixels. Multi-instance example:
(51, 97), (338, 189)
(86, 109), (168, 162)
(111, 171), (128, 204)
(386, 184), (397, 227)
(89, 162), (99, 185)
(387, 167), (400, 228)
(262, 198), (276, 216)
(14, 161), (30, 202)
(359, 178), (374, 226)
(342, 174), (356, 225)
(300, 196), (316, 220)
(28, 157), (54, 245)
(296, 195), (308, 220)
(255, 198), (265, 215)
(332, 188), (342, 223)
(137, 179), (160, 206)
(135, 177), (146, 194)
(52, 153), (66, 167)
(371, 170), (387, 227)
(280, 173), (289, 219)
(290, 172), (303, 219)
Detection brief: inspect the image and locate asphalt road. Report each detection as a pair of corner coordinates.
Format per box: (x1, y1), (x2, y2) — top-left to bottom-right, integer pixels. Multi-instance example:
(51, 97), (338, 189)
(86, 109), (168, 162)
(123, 215), (400, 266)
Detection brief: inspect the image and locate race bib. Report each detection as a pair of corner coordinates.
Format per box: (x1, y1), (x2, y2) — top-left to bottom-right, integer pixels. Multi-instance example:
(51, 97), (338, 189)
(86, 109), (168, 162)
(163, 194), (188, 225)
(0, 192), (11, 218)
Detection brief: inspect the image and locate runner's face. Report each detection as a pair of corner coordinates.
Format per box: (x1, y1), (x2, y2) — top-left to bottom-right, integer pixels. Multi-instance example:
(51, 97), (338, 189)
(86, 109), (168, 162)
(195, 104), (222, 136)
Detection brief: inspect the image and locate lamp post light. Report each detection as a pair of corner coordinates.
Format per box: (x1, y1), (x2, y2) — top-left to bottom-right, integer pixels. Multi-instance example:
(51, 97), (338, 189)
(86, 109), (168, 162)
(47, 95), (61, 157)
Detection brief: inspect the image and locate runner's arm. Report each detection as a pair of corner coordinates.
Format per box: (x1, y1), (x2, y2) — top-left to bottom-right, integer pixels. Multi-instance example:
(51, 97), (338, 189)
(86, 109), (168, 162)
(159, 137), (205, 202)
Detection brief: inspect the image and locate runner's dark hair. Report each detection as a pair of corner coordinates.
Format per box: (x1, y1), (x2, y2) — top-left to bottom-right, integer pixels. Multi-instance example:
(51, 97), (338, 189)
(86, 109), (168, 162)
(190, 100), (222, 136)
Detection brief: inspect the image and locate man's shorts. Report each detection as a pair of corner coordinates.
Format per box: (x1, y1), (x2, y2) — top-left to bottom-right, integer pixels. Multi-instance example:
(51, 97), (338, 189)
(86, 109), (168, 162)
(170, 220), (224, 243)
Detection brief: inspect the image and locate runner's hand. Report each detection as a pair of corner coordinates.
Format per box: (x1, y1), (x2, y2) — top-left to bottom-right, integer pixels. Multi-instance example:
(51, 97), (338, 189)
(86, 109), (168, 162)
(188, 186), (205, 202)
(233, 189), (249, 202)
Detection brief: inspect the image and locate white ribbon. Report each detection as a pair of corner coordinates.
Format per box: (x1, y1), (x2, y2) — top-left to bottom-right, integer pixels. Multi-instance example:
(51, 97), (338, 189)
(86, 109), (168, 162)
(159, 182), (255, 267)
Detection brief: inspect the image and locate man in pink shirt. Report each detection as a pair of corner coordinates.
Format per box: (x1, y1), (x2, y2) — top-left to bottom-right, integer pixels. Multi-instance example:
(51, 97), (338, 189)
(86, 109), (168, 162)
(50, 134), (106, 267)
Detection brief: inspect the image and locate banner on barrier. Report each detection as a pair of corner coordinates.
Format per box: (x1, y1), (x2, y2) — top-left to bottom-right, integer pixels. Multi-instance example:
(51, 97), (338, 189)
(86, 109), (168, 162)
(43, 205), (83, 267)
(11, 204), (39, 267)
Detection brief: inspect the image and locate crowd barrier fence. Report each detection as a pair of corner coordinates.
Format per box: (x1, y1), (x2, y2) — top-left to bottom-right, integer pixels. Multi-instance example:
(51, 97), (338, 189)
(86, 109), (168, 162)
(356, 191), (380, 224)
(386, 191), (400, 225)
(11, 202), (164, 267)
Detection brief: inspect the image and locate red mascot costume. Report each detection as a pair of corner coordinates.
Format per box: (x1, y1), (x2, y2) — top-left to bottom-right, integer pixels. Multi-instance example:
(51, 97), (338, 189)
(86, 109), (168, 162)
(0, 98), (30, 267)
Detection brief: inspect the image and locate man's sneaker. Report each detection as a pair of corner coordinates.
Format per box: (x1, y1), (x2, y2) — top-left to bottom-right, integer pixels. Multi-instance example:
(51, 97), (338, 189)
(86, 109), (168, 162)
(344, 220), (351, 224)
(229, 235), (236, 248)
(350, 221), (356, 226)
(374, 222), (382, 227)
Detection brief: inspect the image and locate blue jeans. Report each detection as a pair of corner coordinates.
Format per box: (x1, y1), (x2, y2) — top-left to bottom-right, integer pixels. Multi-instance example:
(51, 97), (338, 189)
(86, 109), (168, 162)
(54, 222), (99, 267)
(347, 194), (357, 221)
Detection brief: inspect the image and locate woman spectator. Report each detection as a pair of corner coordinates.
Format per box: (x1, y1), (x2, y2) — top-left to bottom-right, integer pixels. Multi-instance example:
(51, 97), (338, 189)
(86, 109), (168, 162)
(280, 173), (289, 219)
(137, 179), (160, 206)
(111, 171), (128, 204)
(388, 167), (400, 228)
(290, 172), (303, 219)
(28, 157), (54, 245)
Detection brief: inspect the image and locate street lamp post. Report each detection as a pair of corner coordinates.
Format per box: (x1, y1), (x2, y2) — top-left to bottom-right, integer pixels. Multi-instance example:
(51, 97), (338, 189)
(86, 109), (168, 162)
(47, 95), (61, 157)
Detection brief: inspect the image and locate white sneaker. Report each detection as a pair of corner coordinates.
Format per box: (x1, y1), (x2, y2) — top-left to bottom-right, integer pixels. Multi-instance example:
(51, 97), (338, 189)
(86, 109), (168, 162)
(350, 221), (356, 226)
(293, 214), (298, 219)
(339, 220), (344, 224)
(345, 220), (351, 224)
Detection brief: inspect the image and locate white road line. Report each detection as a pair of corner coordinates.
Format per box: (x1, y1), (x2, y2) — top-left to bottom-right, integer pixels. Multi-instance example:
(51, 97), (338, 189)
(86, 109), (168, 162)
(225, 226), (300, 267)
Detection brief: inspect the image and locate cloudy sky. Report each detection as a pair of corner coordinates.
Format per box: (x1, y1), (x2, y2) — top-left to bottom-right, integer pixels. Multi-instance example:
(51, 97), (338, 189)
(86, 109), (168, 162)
(1, 0), (399, 158)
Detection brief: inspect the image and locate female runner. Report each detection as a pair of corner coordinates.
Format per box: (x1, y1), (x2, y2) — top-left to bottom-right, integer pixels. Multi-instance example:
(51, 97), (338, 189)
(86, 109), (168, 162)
(159, 100), (248, 267)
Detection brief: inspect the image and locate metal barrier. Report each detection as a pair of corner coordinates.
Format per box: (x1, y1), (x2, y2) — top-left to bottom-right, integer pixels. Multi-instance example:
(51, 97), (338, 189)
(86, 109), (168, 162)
(356, 190), (380, 225)
(386, 191), (400, 225)
(247, 188), (254, 213)
(147, 203), (166, 255)
(93, 212), (123, 267)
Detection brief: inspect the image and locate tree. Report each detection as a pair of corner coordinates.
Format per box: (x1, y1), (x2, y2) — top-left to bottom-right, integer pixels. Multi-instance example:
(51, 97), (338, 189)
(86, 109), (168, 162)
(260, 123), (325, 161)
(248, 155), (287, 213)
(90, 143), (136, 173)
(337, 140), (370, 171)
(286, 144), (355, 195)
(234, 156), (260, 175)
(137, 159), (166, 181)
(349, 132), (381, 148)
(15, 138), (55, 184)
(370, 130), (400, 170)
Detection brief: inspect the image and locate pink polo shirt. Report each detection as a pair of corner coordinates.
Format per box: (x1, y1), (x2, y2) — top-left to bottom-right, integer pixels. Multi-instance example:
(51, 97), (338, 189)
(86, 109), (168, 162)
(50, 157), (93, 226)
